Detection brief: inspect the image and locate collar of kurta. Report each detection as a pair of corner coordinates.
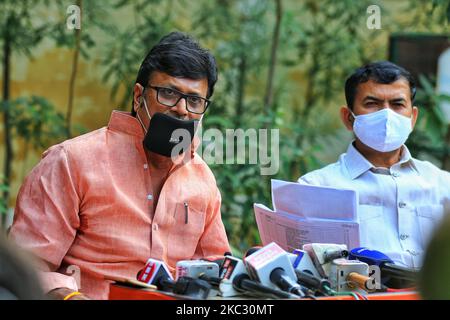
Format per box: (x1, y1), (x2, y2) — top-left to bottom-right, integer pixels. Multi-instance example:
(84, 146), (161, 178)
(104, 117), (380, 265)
(344, 141), (418, 180)
(107, 110), (201, 159)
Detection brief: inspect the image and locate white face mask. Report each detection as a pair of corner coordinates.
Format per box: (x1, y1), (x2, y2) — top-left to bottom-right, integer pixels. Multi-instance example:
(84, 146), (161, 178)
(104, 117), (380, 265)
(351, 108), (412, 152)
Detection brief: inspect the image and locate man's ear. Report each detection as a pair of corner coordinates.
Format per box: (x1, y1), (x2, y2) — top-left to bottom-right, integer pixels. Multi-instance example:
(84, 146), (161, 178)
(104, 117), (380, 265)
(340, 106), (354, 131)
(411, 106), (419, 129)
(133, 84), (144, 113)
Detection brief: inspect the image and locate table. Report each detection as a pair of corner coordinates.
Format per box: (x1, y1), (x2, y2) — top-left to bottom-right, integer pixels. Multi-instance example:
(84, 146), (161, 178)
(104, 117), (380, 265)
(109, 282), (421, 300)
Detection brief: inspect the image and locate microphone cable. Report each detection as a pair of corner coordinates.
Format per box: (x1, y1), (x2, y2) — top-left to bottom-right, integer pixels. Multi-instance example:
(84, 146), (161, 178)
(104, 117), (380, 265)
(321, 284), (361, 300)
(233, 274), (301, 299)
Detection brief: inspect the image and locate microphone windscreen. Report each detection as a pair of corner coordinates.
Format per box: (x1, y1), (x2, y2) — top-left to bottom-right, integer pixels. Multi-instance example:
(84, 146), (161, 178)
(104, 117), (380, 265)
(137, 258), (173, 285)
(349, 247), (394, 265)
(244, 242), (297, 292)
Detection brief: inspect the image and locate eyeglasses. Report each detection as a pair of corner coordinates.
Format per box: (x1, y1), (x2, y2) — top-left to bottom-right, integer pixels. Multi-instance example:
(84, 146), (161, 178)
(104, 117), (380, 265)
(148, 85), (211, 115)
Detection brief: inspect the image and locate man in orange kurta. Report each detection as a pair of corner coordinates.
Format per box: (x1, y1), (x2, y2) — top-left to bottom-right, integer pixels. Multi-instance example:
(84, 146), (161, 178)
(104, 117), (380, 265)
(9, 32), (231, 300)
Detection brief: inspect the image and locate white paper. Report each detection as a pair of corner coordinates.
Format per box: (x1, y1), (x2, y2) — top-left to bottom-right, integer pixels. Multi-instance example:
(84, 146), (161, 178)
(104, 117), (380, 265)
(271, 179), (357, 221)
(254, 203), (360, 253)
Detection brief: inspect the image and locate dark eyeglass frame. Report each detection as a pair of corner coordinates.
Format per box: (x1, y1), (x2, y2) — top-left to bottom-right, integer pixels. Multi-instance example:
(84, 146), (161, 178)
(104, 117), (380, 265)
(148, 85), (211, 115)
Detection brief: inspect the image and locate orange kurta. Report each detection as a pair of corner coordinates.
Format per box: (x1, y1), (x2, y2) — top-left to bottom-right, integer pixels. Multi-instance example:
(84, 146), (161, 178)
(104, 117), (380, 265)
(9, 110), (230, 300)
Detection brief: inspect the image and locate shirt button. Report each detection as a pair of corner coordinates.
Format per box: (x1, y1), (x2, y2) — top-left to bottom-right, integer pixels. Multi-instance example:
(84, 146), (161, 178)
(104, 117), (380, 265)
(153, 224), (159, 231)
(144, 164), (148, 170)
(398, 202), (406, 208)
(147, 194), (153, 201)
(400, 234), (409, 240)
(392, 172), (400, 178)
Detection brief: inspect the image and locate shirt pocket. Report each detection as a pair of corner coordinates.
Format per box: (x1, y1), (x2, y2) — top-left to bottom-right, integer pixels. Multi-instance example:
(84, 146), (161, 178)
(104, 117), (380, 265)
(167, 202), (206, 263)
(416, 204), (445, 247)
(358, 204), (385, 248)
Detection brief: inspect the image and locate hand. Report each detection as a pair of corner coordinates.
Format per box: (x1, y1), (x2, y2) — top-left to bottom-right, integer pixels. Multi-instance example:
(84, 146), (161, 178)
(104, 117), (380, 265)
(47, 287), (90, 300)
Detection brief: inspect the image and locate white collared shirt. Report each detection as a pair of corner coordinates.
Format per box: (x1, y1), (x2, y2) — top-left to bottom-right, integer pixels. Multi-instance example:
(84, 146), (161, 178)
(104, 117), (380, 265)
(298, 142), (450, 268)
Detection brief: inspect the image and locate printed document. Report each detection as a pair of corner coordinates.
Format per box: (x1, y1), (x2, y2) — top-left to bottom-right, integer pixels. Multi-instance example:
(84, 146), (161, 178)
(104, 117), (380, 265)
(254, 180), (360, 252)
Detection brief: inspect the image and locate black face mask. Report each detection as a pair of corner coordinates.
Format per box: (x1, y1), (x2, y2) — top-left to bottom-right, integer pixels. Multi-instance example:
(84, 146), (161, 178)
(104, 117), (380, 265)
(143, 112), (198, 158)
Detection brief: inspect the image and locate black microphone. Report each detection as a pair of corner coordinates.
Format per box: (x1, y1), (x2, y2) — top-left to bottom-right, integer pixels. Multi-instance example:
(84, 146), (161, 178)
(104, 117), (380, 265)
(232, 273), (299, 299)
(323, 249), (349, 263)
(170, 276), (212, 299)
(269, 267), (306, 296)
(151, 275), (212, 299)
(199, 274), (222, 288)
(349, 247), (418, 283)
(294, 270), (332, 295)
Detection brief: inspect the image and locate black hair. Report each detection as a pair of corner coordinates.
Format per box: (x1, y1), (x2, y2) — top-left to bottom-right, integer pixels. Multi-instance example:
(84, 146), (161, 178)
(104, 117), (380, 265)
(344, 61), (417, 110)
(131, 31), (218, 116)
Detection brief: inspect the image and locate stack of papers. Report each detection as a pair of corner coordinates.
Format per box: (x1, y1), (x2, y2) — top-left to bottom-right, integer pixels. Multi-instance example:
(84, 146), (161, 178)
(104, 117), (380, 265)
(254, 179), (360, 253)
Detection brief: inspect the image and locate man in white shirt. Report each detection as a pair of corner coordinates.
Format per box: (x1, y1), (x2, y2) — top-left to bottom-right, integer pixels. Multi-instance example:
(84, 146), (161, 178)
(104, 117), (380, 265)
(298, 61), (450, 270)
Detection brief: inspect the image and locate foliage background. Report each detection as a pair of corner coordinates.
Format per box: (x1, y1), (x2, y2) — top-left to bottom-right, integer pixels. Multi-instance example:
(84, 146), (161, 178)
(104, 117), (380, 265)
(1, 0), (449, 255)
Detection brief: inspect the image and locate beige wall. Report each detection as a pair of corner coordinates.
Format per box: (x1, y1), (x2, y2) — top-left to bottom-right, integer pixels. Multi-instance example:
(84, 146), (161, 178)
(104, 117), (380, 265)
(0, 39), (125, 208)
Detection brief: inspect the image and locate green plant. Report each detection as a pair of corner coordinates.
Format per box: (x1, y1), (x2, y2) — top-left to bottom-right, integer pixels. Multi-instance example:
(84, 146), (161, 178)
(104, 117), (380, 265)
(100, 0), (176, 109)
(407, 75), (450, 166)
(0, 0), (53, 227)
(4, 96), (67, 148)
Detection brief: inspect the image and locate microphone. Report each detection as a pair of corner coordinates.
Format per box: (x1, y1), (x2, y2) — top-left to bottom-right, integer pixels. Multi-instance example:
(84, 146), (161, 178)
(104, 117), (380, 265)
(218, 256), (298, 298)
(137, 258), (174, 290)
(170, 276), (212, 299)
(346, 272), (379, 292)
(329, 258), (371, 293)
(244, 242), (306, 297)
(294, 269), (332, 296)
(349, 247), (418, 284)
(176, 260), (220, 280)
(137, 258), (212, 299)
(303, 243), (348, 278)
(176, 260), (221, 296)
(232, 273), (300, 299)
(289, 249), (321, 278)
(288, 249), (331, 295)
(218, 256), (249, 297)
(324, 249), (349, 262)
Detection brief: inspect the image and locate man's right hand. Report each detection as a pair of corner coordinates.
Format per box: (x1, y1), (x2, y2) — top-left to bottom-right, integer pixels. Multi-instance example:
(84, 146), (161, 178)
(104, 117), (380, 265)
(47, 287), (90, 300)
